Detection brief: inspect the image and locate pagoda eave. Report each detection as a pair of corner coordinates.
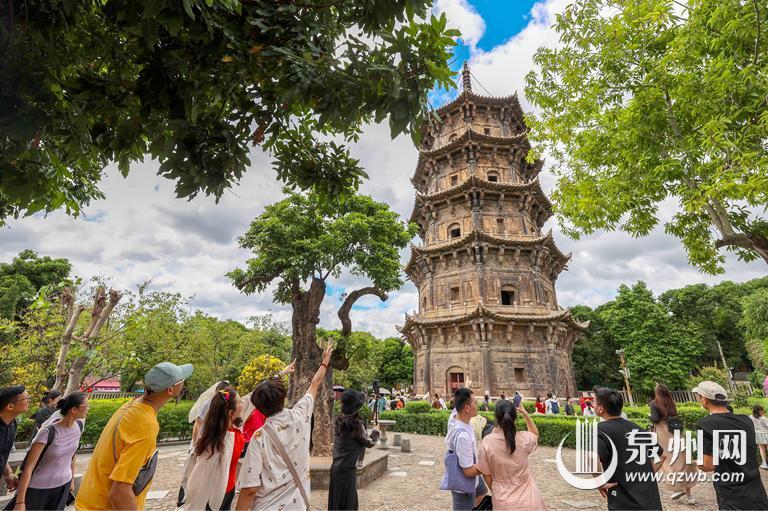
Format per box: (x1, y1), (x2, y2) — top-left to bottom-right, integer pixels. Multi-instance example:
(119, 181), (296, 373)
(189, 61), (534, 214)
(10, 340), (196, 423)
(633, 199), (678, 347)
(409, 176), (553, 224)
(398, 303), (589, 334)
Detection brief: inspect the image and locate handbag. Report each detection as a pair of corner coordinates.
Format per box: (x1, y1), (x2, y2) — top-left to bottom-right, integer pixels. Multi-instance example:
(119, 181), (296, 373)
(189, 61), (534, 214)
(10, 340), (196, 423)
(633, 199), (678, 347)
(473, 494), (493, 511)
(440, 431), (476, 494)
(263, 423), (310, 510)
(112, 402), (159, 496)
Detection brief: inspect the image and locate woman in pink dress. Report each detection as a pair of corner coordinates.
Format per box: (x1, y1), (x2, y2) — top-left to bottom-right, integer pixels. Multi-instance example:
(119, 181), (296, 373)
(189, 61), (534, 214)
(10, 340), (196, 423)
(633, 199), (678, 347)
(478, 399), (546, 510)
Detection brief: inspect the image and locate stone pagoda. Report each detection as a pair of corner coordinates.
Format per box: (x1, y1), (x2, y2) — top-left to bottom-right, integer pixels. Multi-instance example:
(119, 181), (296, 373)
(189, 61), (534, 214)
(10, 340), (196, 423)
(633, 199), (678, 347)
(399, 63), (587, 399)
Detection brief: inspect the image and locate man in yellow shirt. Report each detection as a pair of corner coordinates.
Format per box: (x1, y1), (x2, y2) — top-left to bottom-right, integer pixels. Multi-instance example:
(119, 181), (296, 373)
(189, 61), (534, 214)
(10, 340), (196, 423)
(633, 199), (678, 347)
(76, 361), (193, 510)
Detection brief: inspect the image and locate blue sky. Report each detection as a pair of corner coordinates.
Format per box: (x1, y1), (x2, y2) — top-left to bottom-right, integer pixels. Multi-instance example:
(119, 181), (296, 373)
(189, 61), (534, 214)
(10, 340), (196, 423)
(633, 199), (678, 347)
(462, 0), (539, 51)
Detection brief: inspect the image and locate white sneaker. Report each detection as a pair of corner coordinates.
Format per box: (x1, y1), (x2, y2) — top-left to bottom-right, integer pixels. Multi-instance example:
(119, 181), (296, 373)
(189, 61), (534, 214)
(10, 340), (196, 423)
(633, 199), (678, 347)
(686, 496), (696, 505)
(761, 462), (768, 470)
(670, 491), (686, 501)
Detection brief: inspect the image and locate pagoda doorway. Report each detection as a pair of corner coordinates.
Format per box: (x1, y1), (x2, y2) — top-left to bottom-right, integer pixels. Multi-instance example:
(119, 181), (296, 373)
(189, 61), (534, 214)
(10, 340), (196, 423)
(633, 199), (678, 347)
(447, 369), (464, 395)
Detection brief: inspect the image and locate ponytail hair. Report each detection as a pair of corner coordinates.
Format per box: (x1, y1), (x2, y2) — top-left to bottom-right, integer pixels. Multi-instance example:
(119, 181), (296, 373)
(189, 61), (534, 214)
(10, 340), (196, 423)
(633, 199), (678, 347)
(58, 392), (86, 416)
(494, 399), (517, 454)
(196, 386), (241, 458)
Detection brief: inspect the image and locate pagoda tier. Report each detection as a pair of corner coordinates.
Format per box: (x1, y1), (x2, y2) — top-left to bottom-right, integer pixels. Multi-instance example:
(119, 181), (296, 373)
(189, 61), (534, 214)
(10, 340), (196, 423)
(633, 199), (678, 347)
(399, 63), (584, 399)
(404, 229), (571, 287)
(411, 128), (544, 195)
(409, 175), (553, 238)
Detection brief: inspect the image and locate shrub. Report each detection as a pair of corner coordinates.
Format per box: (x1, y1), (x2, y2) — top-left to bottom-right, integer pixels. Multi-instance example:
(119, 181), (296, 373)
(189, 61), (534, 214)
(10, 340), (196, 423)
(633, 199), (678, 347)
(238, 354), (286, 393)
(16, 398), (195, 446)
(687, 366), (729, 390)
(377, 410), (649, 448)
(405, 401), (433, 414)
(334, 400), (373, 424)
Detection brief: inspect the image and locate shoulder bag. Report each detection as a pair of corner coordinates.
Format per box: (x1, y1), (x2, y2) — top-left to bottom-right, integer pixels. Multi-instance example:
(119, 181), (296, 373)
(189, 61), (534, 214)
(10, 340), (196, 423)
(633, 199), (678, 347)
(112, 402), (159, 496)
(262, 422), (310, 510)
(440, 430), (476, 494)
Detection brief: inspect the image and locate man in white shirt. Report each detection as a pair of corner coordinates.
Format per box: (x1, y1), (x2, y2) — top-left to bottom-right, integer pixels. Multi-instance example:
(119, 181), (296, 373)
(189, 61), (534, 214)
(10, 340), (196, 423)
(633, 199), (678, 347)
(441, 388), (487, 510)
(545, 392), (558, 414)
(235, 342), (333, 511)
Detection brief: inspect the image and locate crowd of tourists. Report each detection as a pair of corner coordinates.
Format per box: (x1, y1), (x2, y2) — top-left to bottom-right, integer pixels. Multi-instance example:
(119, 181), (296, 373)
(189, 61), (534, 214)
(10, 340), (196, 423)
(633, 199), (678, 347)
(3, 357), (768, 510)
(440, 381), (768, 511)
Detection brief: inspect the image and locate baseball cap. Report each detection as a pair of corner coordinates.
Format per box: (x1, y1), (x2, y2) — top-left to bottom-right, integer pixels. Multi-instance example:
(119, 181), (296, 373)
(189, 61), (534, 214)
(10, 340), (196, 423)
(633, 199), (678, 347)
(692, 380), (729, 401)
(144, 362), (194, 392)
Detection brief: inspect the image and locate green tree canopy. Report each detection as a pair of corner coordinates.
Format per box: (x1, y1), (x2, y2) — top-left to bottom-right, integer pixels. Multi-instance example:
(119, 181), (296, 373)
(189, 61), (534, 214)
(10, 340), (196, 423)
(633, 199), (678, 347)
(659, 278), (768, 369)
(0, 250), (72, 319)
(742, 289), (768, 374)
(229, 190), (416, 303)
(569, 304), (622, 390)
(0, 0), (458, 225)
(378, 337), (413, 389)
(599, 281), (703, 396)
(525, 0), (768, 274)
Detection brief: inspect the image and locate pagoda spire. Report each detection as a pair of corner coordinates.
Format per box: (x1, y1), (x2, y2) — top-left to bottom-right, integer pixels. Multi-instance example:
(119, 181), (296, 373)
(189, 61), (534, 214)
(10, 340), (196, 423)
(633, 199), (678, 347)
(462, 61), (472, 93)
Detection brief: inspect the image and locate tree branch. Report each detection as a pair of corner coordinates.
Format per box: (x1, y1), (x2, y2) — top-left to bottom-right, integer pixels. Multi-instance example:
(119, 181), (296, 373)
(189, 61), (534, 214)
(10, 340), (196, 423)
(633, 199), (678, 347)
(233, 267), (284, 291)
(337, 286), (388, 337)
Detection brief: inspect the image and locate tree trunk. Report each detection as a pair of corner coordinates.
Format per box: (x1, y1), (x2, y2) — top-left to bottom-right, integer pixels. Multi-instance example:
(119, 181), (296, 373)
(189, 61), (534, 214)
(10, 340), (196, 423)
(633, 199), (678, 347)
(287, 278), (333, 456)
(64, 288), (122, 395)
(52, 288), (85, 392)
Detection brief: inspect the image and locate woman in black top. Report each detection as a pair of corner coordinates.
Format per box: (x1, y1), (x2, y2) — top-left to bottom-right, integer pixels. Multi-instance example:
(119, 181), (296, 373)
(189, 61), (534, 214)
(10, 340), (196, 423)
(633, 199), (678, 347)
(328, 390), (380, 510)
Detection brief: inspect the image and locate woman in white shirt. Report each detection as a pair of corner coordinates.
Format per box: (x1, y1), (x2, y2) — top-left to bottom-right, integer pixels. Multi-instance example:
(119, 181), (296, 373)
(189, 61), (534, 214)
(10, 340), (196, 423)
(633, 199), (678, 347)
(751, 405), (768, 469)
(235, 343), (333, 511)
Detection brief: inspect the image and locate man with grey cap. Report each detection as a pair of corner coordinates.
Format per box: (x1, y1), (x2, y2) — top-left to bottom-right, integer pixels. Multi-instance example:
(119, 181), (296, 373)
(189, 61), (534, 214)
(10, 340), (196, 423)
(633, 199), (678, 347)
(76, 361), (192, 511)
(694, 380), (768, 510)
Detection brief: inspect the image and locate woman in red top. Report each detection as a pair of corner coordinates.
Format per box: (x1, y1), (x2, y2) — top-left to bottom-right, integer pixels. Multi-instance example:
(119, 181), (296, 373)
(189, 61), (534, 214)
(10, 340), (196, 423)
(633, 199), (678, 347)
(241, 407), (266, 457)
(534, 395), (546, 414)
(185, 386), (244, 510)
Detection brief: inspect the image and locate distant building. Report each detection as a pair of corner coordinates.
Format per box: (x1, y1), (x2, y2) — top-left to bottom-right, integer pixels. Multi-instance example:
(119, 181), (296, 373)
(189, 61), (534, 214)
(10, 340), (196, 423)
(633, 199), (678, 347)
(81, 376), (121, 393)
(399, 63), (587, 399)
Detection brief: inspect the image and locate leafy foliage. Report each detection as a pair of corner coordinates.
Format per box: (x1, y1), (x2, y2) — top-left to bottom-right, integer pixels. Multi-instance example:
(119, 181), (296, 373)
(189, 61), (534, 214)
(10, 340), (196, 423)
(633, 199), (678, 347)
(329, 330), (414, 390)
(600, 282), (703, 396)
(0, 250), (71, 320)
(378, 337), (414, 389)
(237, 354), (286, 393)
(525, 0), (768, 273)
(659, 279), (768, 370)
(0, 0), (458, 224)
(686, 366), (730, 391)
(324, 329), (384, 390)
(0, 296), (64, 392)
(569, 304), (622, 390)
(742, 289), (768, 373)
(228, 190), (416, 302)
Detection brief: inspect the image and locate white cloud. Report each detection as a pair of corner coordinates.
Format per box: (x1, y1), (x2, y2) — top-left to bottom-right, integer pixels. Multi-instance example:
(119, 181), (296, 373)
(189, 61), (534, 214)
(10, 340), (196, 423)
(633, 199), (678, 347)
(0, 0), (765, 345)
(432, 0), (486, 48)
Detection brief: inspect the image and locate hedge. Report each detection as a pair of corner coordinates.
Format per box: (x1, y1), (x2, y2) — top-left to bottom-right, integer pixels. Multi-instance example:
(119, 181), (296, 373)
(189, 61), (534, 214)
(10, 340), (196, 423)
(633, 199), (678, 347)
(405, 401), (433, 414)
(16, 398), (195, 446)
(377, 410), (651, 448)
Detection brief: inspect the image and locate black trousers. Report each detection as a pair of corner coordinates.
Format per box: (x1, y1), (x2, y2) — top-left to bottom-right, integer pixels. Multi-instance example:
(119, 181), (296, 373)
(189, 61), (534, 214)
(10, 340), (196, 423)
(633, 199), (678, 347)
(4, 481), (71, 511)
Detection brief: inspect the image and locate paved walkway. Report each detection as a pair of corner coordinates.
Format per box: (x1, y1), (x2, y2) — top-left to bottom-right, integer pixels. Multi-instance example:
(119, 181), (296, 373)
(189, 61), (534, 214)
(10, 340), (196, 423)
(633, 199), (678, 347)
(64, 433), (768, 510)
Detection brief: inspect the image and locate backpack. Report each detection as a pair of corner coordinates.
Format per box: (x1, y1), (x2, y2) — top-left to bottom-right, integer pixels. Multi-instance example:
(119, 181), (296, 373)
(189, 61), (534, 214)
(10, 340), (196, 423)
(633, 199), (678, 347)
(19, 420), (84, 475)
(550, 400), (560, 414)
